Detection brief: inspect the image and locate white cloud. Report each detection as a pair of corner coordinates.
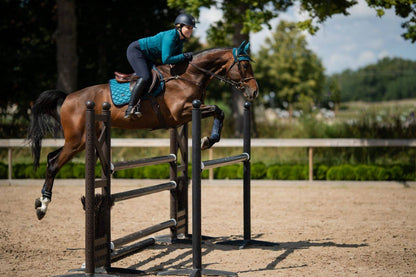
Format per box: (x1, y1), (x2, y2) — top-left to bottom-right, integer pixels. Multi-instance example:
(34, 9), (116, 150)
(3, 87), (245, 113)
(194, 7), (223, 43)
(348, 0), (376, 18)
(199, 6), (222, 23)
(358, 50), (376, 64)
(378, 50), (390, 59)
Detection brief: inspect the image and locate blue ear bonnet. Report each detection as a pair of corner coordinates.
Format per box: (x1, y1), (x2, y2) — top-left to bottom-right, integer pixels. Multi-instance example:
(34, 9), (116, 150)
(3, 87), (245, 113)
(233, 41), (254, 62)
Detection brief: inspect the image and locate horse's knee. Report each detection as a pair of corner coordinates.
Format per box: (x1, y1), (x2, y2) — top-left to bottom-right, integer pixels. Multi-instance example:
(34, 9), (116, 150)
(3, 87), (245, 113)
(213, 105), (224, 120)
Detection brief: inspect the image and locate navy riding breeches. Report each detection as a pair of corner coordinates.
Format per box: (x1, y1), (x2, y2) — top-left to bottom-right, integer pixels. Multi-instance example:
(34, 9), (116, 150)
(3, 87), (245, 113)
(126, 40), (151, 83)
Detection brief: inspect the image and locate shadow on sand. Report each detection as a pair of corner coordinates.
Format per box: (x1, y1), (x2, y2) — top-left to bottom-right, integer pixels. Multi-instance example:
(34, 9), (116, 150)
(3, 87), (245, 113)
(124, 233), (367, 275)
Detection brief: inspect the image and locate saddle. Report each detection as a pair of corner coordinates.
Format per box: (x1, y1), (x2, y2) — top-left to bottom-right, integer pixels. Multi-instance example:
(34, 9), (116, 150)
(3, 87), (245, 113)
(114, 68), (160, 93)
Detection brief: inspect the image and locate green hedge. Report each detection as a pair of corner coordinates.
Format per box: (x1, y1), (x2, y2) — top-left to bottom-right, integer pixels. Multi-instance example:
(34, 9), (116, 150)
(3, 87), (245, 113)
(2, 162), (415, 181)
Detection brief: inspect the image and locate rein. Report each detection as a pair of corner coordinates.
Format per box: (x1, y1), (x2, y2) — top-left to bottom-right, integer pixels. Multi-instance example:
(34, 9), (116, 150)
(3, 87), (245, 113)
(189, 61), (255, 90)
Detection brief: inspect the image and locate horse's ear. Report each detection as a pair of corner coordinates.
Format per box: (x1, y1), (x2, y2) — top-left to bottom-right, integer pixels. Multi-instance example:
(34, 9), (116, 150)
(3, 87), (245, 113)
(244, 42), (250, 53)
(238, 41), (247, 54)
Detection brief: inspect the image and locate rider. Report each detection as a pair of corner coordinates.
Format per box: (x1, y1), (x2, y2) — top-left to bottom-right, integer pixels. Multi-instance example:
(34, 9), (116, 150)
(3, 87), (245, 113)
(125, 13), (196, 118)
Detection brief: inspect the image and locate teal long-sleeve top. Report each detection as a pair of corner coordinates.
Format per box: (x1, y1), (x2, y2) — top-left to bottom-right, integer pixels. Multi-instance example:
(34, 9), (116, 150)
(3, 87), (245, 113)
(138, 29), (186, 65)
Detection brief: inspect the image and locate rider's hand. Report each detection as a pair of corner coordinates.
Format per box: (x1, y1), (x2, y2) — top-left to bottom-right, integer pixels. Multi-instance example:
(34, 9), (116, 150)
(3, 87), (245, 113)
(183, 52), (193, 61)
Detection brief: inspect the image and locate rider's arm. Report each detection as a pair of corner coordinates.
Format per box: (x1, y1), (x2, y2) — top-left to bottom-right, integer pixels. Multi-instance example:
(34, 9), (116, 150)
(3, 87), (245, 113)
(161, 30), (186, 64)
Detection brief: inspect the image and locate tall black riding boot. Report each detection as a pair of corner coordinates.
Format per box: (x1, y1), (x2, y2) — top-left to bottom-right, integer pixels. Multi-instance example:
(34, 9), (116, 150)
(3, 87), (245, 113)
(124, 78), (148, 119)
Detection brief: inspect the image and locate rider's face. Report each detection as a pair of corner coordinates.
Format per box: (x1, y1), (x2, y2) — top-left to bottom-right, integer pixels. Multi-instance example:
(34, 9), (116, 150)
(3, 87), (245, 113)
(181, 25), (194, 39)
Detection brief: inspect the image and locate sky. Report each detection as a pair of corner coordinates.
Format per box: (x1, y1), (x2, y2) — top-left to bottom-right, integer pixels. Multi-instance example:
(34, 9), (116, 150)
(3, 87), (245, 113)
(193, 0), (416, 75)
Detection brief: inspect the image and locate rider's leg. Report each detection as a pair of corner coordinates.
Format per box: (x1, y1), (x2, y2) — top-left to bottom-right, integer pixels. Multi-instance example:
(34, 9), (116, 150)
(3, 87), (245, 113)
(126, 41), (151, 118)
(125, 78), (148, 118)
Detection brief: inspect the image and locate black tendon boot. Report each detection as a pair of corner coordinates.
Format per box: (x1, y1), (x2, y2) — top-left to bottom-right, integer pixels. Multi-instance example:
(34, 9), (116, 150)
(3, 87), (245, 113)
(124, 78), (148, 118)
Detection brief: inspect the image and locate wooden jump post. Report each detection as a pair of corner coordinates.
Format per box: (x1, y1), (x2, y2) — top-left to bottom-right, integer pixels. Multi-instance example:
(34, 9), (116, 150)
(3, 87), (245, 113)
(82, 100), (189, 276)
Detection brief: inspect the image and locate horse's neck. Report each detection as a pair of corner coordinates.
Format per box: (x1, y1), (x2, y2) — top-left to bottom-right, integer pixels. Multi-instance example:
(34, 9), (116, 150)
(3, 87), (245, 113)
(194, 50), (230, 72)
(191, 50), (231, 84)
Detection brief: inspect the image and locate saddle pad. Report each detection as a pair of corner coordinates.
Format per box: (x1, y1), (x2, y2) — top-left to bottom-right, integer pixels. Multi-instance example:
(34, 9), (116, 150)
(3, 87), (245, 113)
(109, 79), (131, 107)
(109, 70), (164, 107)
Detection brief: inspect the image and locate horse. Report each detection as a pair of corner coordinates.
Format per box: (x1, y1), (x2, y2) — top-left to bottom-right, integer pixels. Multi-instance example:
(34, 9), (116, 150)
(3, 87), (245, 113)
(28, 41), (258, 220)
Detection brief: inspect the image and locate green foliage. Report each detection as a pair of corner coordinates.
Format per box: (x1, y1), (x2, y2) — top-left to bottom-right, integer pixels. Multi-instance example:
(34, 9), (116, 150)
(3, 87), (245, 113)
(237, 162), (267, 179)
(143, 164), (170, 179)
(72, 164), (85, 179)
(354, 165), (389, 181)
(315, 164), (329, 180)
(265, 164), (308, 180)
(4, 161), (415, 181)
(56, 163), (73, 179)
(266, 164), (280, 179)
(326, 165), (356, 180)
(216, 164), (241, 179)
(331, 58), (416, 102)
(388, 165), (404, 180)
(254, 21), (325, 110)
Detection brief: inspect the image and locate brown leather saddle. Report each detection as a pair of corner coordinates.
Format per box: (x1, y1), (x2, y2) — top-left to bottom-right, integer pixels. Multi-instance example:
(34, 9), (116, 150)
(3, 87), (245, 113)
(114, 69), (160, 93)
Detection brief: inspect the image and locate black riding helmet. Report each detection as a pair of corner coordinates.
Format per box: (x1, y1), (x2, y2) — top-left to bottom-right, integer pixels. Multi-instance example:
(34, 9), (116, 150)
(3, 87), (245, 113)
(174, 13), (196, 28)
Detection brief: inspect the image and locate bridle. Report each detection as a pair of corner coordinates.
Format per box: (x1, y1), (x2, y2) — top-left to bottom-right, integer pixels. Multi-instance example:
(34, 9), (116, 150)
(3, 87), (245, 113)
(188, 51), (256, 90)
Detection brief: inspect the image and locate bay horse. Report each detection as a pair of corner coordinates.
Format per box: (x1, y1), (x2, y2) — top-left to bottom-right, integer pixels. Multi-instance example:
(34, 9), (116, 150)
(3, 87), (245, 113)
(28, 42), (258, 220)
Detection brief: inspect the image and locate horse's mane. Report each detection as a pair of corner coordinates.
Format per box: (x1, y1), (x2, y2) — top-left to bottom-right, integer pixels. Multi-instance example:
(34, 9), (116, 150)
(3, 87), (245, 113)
(156, 47), (231, 72)
(193, 47), (232, 58)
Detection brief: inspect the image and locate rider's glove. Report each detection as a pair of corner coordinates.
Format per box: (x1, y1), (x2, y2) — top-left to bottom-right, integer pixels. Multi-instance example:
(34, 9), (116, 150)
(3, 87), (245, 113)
(183, 52), (193, 61)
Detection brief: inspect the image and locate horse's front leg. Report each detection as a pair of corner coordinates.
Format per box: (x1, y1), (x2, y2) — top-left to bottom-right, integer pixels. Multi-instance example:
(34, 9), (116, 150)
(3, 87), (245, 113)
(200, 105), (224, 150)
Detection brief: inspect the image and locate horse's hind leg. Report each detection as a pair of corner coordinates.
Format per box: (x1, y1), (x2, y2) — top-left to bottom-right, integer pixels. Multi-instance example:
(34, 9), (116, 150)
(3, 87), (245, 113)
(35, 141), (84, 220)
(35, 147), (62, 218)
(201, 105), (224, 150)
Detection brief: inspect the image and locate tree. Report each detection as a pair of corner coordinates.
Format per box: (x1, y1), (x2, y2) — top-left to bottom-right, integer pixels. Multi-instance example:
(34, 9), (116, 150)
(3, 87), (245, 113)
(331, 57), (416, 102)
(56, 0), (77, 93)
(0, 0), (57, 120)
(255, 21), (325, 113)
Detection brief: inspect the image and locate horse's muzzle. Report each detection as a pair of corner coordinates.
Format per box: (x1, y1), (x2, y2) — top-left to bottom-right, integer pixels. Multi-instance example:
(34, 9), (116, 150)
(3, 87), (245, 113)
(242, 81), (259, 101)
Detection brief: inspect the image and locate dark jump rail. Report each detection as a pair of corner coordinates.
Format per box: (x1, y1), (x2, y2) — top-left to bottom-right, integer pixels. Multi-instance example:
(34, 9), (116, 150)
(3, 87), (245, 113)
(81, 101), (189, 276)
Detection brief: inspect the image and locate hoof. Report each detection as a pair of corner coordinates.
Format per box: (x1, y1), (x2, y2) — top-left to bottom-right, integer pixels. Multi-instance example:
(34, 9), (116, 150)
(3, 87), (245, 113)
(35, 198), (41, 209)
(36, 208), (46, 220)
(201, 137), (211, 150)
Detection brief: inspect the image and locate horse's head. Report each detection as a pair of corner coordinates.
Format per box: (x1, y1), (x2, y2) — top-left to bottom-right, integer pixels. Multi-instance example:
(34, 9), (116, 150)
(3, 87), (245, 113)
(225, 41), (259, 101)
(188, 43), (259, 101)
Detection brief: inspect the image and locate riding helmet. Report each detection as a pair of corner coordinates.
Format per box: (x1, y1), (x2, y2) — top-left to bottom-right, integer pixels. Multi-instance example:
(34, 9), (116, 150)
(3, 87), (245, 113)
(174, 13), (196, 28)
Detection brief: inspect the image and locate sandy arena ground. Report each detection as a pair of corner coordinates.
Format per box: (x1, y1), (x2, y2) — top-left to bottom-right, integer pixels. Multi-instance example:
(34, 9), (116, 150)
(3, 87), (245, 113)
(0, 179), (415, 276)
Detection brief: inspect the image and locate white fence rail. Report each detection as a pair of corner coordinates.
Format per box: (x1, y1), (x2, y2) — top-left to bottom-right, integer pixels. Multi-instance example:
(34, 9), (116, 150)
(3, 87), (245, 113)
(1, 138), (415, 180)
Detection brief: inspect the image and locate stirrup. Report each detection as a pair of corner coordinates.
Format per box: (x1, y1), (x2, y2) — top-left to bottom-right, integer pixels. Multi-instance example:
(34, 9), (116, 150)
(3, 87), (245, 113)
(133, 106), (142, 117)
(124, 105), (134, 118)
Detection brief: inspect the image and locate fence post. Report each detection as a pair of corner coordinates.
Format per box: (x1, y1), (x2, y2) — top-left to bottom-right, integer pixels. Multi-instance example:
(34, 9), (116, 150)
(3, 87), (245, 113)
(8, 148), (12, 180)
(208, 148), (214, 180)
(309, 147), (313, 181)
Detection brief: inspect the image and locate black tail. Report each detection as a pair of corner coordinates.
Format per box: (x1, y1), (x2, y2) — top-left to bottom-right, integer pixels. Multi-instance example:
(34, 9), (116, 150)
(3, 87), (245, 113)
(27, 90), (68, 169)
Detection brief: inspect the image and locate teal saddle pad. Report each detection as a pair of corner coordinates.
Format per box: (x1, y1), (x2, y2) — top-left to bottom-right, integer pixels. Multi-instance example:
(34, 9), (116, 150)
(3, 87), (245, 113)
(109, 70), (164, 107)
